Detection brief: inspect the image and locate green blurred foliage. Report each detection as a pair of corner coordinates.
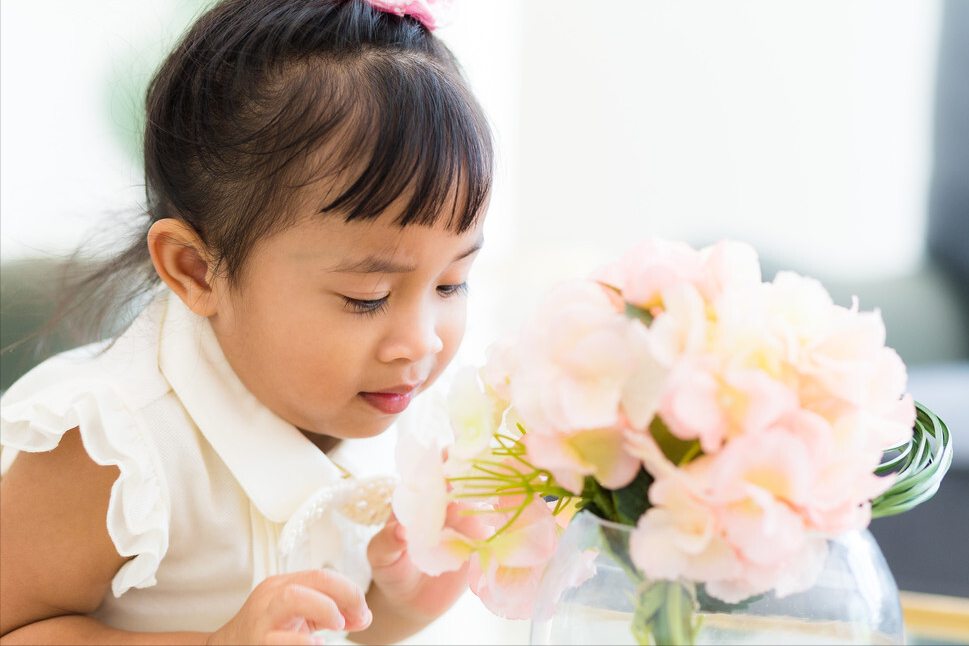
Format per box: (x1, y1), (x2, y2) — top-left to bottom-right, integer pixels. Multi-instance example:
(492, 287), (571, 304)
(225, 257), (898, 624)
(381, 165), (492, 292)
(104, 0), (219, 168)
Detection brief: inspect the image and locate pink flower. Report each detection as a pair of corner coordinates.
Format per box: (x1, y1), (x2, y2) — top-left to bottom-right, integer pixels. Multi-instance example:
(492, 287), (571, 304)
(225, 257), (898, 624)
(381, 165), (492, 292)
(658, 359), (800, 453)
(510, 279), (664, 433)
(522, 425), (642, 495)
(766, 271), (839, 349)
(700, 239), (763, 299)
(392, 432), (449, 539)
(365, 0), (453, 30)
(643, 282), (710, 367)
(467, 494), (560, 619)
(716, 485), (811, 569)
(623, 426), (678, 479)
(808, 419), (898, 532)
(477, 494), (559, 568)
(705, 536), (829, 603)
(767, 274), (913, 423)
(472, 547), (597, 622)
(591, 237), (709, 311)
(802, 307), (891, 407)
(859, 349), (916, 450)
(629, 477), (742, 585)
(469, 558), (546, 620)
(446, 366), (506, 462)
(706, 427), (817, 510)
(530, 547), (598, 622)
(766, 271), (915, 453)
(627, 426), (842, 603)
(392, 432), (477, 575)
(482, 335), (518, 402)
(768, 409), (891, 534)
(396, 235), (927, 617)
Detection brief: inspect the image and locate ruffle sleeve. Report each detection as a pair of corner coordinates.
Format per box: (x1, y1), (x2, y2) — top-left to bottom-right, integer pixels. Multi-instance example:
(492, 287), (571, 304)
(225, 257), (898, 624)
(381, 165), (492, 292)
(1, 379), (170, 597)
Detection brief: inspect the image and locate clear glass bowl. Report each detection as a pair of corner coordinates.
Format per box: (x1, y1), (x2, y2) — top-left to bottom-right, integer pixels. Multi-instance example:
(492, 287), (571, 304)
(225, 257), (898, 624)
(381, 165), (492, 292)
(530, 511), (904, 645)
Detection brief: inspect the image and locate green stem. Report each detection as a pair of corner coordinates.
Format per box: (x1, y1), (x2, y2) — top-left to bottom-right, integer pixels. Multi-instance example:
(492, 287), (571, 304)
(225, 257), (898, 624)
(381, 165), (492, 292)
(591, 519), (700, 646)
(678, 441), (703, 466)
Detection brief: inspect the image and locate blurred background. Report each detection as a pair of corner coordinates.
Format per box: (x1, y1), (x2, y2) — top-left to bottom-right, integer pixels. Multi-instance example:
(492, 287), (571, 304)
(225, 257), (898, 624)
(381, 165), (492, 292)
(2, 1), (966, 643)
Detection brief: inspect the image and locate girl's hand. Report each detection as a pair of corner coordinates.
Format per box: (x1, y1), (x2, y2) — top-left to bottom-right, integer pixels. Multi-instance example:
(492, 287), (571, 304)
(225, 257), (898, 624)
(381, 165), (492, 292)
(208, 569), (372, 646)
(365, 503), (484, 620)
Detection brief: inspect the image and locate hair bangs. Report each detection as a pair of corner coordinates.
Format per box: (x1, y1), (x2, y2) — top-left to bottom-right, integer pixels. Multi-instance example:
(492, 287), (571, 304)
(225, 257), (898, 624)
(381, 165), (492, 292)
(315, 52), (493, 233)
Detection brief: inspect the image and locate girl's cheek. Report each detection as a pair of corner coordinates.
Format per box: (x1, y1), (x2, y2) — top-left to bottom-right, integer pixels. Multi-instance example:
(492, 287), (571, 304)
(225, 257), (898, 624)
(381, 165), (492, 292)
(443, 309), (469, 353)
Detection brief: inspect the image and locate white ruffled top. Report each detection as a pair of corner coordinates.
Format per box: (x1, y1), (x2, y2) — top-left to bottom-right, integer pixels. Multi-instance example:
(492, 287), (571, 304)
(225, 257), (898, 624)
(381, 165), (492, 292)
(0, 291), (401, 635)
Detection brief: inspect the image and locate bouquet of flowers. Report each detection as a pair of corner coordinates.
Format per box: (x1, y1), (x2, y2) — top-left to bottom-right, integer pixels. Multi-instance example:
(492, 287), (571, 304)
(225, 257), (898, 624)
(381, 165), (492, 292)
(392, 237), (952, 645)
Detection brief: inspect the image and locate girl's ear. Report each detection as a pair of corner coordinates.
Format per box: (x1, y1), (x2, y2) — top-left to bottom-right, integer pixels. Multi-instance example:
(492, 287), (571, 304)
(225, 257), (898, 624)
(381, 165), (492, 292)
(147, 219), (220, 317)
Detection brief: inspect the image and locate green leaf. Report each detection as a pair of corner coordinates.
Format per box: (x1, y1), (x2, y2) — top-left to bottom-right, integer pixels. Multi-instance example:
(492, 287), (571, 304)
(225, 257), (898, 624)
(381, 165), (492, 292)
(696, 584), (763, 613)
(610, 466), (655, 527)
(626, 302), (655, 327)
(578, 477), (615, 520)
(649, 417), (702, 465)
(871, 401), (953, 519)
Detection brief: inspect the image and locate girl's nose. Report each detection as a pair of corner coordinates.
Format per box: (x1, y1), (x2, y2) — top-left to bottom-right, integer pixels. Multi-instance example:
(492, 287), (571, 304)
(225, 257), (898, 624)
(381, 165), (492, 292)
(377, 305), (445, 364)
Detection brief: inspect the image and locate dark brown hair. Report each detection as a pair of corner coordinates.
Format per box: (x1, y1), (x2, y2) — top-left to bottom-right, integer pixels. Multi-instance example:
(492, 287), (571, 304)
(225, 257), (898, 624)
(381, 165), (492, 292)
(48, 0), (494, 345)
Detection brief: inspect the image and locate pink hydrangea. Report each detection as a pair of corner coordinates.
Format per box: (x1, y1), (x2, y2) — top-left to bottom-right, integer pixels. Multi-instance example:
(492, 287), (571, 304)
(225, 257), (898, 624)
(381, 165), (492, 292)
(626, 422), (857, 602)
(658, 358), (800, 454)
(508, 279), (665, 434)
(394, 234), (921, 613)
(591, 237), (709, 312)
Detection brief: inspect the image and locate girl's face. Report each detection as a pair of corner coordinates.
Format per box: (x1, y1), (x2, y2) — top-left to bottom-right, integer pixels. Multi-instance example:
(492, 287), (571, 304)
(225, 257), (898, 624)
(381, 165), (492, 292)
(208, 205), (484, 441)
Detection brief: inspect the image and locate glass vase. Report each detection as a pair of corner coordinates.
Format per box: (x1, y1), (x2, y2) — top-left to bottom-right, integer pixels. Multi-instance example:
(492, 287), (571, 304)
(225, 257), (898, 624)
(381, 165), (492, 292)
(530, 511), (904, 645)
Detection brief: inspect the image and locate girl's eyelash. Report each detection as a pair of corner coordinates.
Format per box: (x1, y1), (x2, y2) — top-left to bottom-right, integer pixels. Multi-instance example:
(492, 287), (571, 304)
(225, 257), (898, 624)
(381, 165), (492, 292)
(342, 296), (389, 317)
(438, 282), (469, 298)
(342, 283), (467, 317)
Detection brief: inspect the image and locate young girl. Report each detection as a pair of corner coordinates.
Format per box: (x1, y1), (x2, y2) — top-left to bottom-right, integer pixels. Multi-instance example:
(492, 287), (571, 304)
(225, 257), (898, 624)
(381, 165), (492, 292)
(0, 0), (492, 643)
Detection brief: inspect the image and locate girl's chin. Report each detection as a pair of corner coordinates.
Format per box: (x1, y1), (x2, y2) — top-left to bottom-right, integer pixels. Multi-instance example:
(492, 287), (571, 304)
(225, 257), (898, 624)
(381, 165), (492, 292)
(298, 415), (397, 445)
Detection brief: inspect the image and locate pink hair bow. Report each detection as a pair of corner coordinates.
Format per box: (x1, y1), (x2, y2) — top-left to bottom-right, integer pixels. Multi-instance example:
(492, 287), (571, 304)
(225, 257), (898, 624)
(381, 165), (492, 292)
(365, 0), (453, 30)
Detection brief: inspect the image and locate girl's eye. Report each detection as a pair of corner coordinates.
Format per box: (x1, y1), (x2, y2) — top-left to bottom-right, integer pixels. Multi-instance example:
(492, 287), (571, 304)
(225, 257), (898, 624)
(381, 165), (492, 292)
(342, 295), (389, 317)
(437, 282), (469, 298)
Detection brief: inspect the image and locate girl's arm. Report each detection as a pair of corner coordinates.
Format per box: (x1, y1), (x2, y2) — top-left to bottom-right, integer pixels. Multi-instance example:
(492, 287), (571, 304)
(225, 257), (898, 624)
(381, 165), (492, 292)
(1, 616), (209, 646)
(351, 509), (480, 645)
(0, 427), (133, 640)
(0, 428), (370, 646)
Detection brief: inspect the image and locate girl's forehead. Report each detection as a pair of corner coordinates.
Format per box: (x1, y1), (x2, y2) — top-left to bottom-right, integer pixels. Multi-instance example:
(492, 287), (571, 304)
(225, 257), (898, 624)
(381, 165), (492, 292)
(279, 209), (484, 271)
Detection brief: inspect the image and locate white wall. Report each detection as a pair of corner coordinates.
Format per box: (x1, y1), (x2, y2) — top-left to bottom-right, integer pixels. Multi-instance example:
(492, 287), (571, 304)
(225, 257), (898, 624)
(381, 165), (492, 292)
(0, 0), (943, 328)
(0, 0), (204, 258)
(495, 0), (942, 335)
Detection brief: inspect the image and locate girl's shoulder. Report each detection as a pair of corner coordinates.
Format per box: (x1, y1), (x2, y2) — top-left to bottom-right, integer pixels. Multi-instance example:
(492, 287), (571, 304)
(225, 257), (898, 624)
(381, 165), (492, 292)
(0, 298), (176, 598)
(0, 294), (173, 462)
(0, 294), (176, 477)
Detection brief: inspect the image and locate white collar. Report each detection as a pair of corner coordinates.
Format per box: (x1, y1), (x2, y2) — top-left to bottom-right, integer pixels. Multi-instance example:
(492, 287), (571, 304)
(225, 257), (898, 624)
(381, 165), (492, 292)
(156, 292), (345, 523)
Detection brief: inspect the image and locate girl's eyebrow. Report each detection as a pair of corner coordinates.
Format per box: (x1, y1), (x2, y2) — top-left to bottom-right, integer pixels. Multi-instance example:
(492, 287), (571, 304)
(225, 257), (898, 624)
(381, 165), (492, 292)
(332, 238), (484, 274)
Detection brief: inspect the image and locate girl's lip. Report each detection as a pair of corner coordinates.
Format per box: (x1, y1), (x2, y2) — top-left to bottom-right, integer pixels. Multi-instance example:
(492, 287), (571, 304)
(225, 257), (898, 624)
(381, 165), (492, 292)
(359, 390), (416, 415)
(368, 382), (422, 395)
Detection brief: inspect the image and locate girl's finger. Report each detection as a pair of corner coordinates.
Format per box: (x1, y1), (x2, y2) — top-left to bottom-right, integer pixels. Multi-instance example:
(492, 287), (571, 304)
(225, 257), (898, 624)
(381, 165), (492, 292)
(366, 516), (407, 569)
(266, 583), (345, 633)
(286, 569), (371, 631)
(264, 629), (322, 645)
